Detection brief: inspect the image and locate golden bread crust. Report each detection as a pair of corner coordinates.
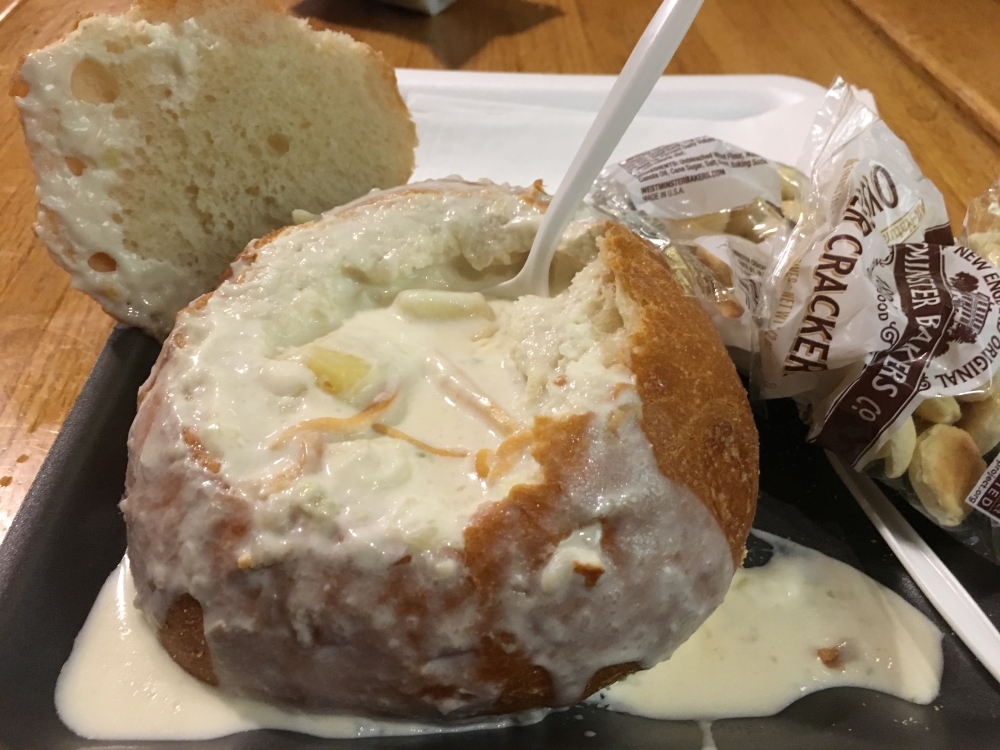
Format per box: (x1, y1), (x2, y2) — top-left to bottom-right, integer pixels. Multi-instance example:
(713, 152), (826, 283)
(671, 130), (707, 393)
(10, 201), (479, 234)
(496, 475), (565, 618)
(8, 58), (28, 98)
(464, 414), (641, 711)
(160, 594), (218, 685)
(602, 225), (758, 563)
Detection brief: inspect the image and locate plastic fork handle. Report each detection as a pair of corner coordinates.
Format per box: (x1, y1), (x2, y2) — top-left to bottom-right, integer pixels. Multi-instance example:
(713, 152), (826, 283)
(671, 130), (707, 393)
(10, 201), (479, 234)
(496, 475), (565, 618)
(828, 452), (1000, 687)
(491, 0), (703, 300)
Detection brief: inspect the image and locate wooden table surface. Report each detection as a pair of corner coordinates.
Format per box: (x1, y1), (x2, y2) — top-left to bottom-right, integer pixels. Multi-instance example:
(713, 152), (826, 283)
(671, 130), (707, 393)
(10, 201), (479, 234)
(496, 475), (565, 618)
(1, 0), (999, 545)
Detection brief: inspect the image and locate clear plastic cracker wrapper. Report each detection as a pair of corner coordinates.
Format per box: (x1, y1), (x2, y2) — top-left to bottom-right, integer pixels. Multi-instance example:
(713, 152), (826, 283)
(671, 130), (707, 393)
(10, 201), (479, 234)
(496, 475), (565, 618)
(587, 135), (806, 372)
(588, 78), (1000, 563)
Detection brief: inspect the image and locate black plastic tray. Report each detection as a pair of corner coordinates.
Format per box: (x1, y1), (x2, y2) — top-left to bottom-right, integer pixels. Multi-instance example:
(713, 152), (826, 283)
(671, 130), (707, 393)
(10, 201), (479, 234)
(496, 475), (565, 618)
(1, 325), (999, 749)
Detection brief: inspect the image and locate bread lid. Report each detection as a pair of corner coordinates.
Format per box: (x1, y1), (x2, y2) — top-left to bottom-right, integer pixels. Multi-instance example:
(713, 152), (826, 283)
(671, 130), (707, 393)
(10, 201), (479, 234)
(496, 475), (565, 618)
(14, 0), (417, 338)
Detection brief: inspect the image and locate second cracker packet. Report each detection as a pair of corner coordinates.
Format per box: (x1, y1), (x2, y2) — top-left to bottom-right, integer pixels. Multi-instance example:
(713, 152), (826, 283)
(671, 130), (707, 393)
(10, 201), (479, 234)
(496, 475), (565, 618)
(589, 78), (1000, 562)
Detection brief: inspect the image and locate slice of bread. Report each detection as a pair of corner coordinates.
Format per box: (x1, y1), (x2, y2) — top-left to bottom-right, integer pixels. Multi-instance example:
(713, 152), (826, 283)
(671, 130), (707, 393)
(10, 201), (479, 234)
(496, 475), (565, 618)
(13, 0), (417, 339)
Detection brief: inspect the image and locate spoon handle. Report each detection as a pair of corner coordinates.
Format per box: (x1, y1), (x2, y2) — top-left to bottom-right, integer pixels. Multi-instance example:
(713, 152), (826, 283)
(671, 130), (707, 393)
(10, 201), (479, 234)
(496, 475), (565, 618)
(829, 452), (1000, 687)
(497, 0), (703, 299)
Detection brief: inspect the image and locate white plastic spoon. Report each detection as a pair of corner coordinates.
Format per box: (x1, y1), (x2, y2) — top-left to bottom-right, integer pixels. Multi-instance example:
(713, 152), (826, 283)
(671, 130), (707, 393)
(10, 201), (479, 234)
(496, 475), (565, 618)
(489, 0), (703, 300)
(828, 452), (1000, 686)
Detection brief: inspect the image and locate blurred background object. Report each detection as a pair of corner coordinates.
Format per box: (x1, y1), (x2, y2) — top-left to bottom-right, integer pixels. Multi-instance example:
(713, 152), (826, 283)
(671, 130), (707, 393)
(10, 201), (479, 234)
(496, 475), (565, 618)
(378, 0), (457, 16)
(295, 0), (561, 68)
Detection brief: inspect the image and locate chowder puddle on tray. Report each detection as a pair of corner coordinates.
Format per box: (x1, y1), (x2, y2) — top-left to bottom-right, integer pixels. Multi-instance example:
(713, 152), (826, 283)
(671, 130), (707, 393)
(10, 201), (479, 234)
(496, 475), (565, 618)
(55, 532), (942, 740)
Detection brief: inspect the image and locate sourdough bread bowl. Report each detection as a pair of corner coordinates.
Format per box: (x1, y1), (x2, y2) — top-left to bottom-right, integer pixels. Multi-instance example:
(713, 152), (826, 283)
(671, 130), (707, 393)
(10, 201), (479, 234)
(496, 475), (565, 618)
(122, 178), (758, 719)
(13, 0), (416, 339)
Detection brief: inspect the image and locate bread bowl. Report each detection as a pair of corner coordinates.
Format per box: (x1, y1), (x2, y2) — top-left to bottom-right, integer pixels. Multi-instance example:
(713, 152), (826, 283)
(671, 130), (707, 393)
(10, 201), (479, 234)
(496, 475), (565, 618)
(121, 178), (758, 719)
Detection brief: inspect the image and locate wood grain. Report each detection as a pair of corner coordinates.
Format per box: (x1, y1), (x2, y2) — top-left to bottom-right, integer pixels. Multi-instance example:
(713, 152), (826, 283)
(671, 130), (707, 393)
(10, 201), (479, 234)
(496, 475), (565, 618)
(1, 0), (999, 544)
(847, 0), (1000, 146)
